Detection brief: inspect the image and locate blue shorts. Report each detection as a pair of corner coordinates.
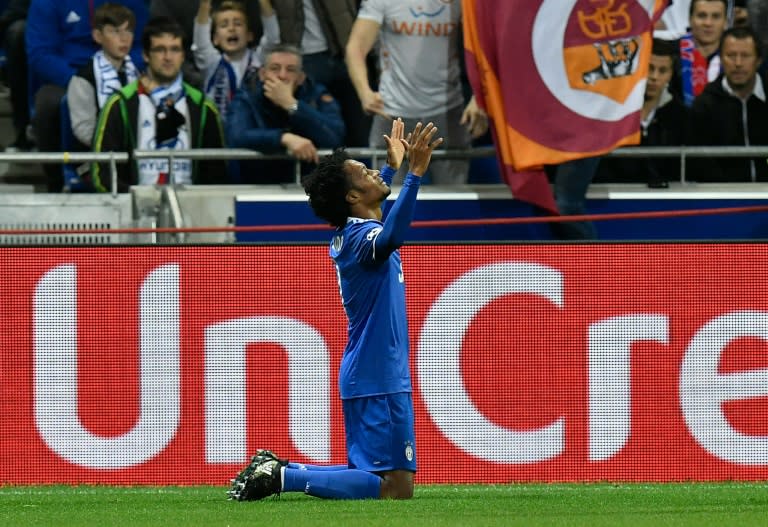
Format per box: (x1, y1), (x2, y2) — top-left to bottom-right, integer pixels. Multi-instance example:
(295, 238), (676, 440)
(342, 392), (417, 473)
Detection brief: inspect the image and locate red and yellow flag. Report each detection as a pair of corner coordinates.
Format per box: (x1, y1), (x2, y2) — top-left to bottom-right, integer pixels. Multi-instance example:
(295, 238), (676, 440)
(463, 0), (668, 213)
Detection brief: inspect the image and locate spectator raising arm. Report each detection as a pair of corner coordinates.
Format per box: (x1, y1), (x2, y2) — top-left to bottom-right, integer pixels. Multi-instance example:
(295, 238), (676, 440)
(192, 0), (218, 73)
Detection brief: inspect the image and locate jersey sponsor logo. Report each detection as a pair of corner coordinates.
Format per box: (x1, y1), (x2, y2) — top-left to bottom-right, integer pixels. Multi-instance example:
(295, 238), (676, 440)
(410, 4), (447, 18)
(138, 159), (192, 174)
(391, 21), (457, 37)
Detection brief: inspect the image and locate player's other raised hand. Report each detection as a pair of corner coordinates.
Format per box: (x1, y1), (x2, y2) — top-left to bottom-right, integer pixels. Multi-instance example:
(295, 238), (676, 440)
(405, 122), (443, 177)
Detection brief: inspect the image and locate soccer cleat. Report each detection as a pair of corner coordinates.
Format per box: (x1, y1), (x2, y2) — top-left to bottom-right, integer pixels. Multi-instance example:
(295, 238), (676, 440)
(253, 449), (289, 467)
(246, 459), (282, 500)
(227, 458), (283, 501)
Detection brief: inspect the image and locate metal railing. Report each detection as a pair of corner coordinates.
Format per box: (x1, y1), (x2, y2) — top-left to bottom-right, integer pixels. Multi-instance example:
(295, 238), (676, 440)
(3, 145), (768, 190)
(0, 151), (129, 197)
(132, 146), (499, 185)
(2, 146), (768, 245)
(605, 145), (768, 183)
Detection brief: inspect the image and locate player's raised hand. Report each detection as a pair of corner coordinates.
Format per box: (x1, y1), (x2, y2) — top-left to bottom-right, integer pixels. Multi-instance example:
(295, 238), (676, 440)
(405, 122), (443, 177)
(383, 118), (406, 170)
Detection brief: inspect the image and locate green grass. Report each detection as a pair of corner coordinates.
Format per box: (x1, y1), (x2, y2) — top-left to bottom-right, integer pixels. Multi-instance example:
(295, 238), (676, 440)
(1, 483), (767, 527)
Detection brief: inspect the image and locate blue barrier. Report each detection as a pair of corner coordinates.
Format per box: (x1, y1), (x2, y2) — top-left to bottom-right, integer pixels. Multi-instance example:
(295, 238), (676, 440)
(234, 186), (768, 242)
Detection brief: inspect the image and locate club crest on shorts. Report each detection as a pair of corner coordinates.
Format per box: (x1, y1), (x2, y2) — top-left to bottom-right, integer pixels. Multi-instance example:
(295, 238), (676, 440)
(404, 441), (414, 462)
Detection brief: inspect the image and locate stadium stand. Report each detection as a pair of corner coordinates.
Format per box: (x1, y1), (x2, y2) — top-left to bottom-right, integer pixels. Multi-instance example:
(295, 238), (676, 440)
(0, 82), (45, 191)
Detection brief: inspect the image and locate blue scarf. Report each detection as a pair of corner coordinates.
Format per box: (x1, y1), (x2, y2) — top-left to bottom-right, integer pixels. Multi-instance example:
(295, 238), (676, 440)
(93, 50), (138, 108)
(205, 49), (257, 118)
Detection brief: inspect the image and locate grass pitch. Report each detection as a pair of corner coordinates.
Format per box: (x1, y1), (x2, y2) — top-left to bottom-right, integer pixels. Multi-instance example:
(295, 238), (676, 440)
(1, 483), (767, 527)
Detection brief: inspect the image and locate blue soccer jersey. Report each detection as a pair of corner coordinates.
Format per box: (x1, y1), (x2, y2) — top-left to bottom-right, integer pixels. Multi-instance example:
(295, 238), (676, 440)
(331, 168), (421, 399)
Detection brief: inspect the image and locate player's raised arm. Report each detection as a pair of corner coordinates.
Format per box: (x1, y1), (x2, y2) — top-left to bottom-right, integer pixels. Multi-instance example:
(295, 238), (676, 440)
(374, 122), (443, 253)
(404, 122), (443, 177)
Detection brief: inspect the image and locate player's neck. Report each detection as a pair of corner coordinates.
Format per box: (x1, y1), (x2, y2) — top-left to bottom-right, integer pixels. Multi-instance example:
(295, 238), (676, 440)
(349, 204), (382, 222)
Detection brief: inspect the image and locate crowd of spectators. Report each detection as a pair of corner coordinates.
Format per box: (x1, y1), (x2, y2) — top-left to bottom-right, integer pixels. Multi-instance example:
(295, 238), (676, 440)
(603, 0), (768, 187)
(0, 0), (488, 192)
(559, 0), (768, 239)
(0, 0), (765, 203)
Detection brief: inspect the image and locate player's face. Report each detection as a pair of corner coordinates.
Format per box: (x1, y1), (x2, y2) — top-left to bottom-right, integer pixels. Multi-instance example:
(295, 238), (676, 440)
(645, 54), (674, 102)
(343, 159), (391, 204)
(721, 36), (760, 91)
(689, 0), (727, 48)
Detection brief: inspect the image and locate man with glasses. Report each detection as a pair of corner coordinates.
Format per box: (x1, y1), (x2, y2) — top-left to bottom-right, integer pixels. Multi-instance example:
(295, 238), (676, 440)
(224, 43), (345, 184)
(91, 16), (228, 192)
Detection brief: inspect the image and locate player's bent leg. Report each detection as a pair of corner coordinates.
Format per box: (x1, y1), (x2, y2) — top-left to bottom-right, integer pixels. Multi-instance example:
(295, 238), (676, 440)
(379, 469), (414, 499)
(284, 465), (382, 499)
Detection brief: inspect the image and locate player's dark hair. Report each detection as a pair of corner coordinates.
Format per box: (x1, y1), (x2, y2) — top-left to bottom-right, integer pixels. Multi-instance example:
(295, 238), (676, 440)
(302, 149), (352, 228)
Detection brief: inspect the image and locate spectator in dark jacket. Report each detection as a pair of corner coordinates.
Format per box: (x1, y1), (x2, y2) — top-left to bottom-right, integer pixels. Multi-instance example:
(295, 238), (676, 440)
(597, 38), (689, 186)
(690, 25), (768, 182)
(225, 43), (345, 184)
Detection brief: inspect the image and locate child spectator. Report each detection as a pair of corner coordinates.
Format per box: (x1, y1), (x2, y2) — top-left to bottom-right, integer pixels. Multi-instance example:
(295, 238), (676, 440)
(192, 0), (278, 120)
(66, 3), (139, 149)
(26, 0), (148, 192)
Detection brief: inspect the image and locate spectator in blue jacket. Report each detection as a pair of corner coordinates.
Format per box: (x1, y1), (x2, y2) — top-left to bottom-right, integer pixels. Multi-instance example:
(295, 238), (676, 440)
(25, 0), (148, 192)
(225, 43), (345, 184)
